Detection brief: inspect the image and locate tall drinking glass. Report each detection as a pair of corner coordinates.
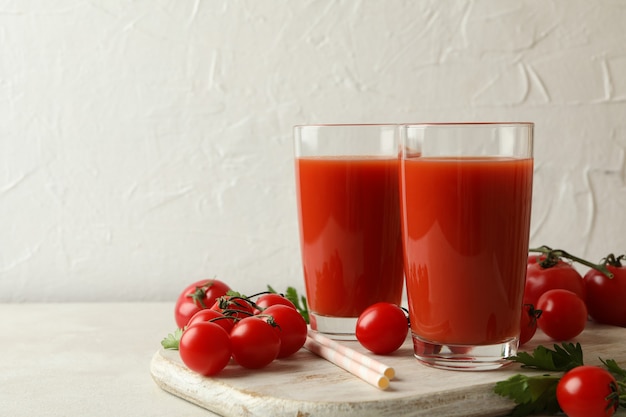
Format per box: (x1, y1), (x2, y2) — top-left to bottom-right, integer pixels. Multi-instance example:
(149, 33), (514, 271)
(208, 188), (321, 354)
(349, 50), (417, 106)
(294, 124), (404, 339)
(400, 122), (534, 370)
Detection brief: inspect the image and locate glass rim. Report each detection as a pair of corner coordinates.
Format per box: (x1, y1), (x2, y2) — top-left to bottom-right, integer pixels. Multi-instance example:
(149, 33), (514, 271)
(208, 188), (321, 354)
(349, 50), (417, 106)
(294, 123), (398, 128)
(402, 122), (534, 128)
(294, 122), (534, 130)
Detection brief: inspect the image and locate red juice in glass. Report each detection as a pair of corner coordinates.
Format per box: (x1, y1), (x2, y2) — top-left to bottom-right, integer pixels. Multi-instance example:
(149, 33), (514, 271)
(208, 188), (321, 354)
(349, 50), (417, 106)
(402, 157), (533, 344)
(296, 156), (404, 324)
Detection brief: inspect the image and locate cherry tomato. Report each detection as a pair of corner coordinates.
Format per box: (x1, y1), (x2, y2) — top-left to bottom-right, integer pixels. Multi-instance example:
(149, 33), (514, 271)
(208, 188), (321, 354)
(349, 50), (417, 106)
(174, 279), (231, 328)
(536, 289), (587, 341)
(524, 260), (586, 306)
(230, 316), (281, 369)
(179, 321), (231, 376)
(356, 303), (408, 354)
(584, 261), (626, 327)
(519, 304), (542, 346)
(211, 296), (254, 320)
(253, 293), (296, 315)
(557, 365), (618, 417)
(263, 304), (307, 358)
(186, 308), (234, 334)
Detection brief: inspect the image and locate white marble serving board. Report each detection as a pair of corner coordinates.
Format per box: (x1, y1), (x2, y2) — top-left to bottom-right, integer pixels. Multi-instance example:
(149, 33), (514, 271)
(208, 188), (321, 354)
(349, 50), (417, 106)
(150, 323), (626, 417)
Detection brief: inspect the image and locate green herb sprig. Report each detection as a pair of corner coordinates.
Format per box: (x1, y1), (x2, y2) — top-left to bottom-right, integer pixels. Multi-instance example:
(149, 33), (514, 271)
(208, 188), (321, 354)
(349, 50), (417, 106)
(494, 343), (626, 416)
(267, 285), (309, 324)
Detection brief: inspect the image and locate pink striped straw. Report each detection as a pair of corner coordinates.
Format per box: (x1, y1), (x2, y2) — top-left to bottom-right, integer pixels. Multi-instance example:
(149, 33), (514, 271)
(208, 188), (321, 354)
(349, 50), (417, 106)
(304, 330), (395, 390)
(307, 330), (395, 379)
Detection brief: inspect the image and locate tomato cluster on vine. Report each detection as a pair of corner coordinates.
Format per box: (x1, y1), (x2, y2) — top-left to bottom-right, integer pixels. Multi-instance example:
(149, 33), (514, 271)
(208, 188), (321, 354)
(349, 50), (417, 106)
(520, 246), (626, 347)
(166, 277), (414, 378)
(167, 279), (308, 376)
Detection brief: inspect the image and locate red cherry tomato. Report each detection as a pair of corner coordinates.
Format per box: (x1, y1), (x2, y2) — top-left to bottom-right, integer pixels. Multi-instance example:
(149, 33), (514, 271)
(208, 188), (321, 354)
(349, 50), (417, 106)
(263, 304), (307, 358)
(230, 316), (281, 369)
(356, 303), (408, 354)
(179, 322), (231, 376)
(186, 308), (234, 334)
(584, 261), (626, 327)
(536, 289), (587, 341)
(253, 293), (296, 315)
(557, 365), (618, 417)
(519, 304), (542, 346)
(174, 279), (231, 328)
(211, 296), (254, 320)
(524, 260), (586, 306)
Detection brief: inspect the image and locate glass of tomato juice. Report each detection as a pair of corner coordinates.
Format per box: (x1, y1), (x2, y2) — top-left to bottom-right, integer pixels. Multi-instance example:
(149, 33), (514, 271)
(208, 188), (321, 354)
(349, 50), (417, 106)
(400, 122), (534, 370)
(293, 124), (405, 339)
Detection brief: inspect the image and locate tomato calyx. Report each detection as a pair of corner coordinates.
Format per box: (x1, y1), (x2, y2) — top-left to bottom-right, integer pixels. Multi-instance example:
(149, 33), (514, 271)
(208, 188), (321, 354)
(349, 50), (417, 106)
(605, 380), (621, 414)
(212, 295), (255, 320)
(254, 314), (280, 329)
(224, 296), (253, 309)
(186, 280), (217, 308)
(524, 303), (542, 325)
(530, 245), (614, 278)
(519, 304), (542, 346)
(603, 253), (626, 268)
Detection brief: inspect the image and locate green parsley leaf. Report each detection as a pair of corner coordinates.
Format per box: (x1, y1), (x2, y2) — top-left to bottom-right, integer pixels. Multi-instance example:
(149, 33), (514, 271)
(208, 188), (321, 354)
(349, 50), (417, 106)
(602, 358), (626, 379)
(510, 342), (584, 372)
(494, 374), (561, 416)
(267, 285), (310, 324)
(226, 290), (245, 298)
(161, 328), (183, 350)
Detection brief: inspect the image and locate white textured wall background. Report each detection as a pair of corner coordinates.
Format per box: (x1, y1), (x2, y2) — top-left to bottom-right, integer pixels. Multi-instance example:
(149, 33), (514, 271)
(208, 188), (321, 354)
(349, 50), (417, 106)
(1, 0), (625, 301)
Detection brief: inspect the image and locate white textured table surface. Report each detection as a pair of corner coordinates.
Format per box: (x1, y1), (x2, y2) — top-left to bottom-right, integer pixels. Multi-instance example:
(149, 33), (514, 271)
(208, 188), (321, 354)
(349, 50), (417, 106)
(3, 302), (626, 417)
(0, 302), (217, 417)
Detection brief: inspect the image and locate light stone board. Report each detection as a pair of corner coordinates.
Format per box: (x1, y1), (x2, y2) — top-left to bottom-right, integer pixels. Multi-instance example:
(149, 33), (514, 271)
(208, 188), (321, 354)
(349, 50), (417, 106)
(151, 323), (626, 417)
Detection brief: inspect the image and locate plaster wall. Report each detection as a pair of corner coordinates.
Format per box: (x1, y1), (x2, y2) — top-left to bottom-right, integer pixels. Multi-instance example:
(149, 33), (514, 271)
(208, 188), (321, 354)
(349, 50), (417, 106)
(2, 0), (625, 301)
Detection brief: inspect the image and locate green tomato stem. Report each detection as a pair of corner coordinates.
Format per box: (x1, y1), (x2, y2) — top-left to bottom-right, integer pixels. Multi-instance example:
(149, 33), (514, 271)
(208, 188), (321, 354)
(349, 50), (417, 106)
(529, 245), (614, 279)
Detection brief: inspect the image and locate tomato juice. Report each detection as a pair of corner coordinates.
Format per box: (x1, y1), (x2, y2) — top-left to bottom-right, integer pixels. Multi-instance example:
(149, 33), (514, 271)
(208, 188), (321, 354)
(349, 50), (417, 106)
(401, 157), (533, 345)
(295, 156), (404, 318)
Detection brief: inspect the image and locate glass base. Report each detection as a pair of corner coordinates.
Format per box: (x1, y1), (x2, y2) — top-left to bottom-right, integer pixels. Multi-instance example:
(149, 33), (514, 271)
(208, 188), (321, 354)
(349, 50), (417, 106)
(411, 333), (518, 371)
(309, 313), (358, 340)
